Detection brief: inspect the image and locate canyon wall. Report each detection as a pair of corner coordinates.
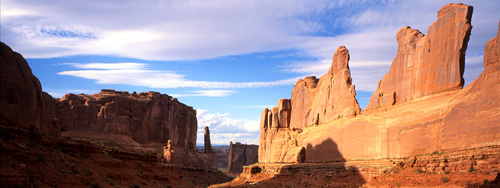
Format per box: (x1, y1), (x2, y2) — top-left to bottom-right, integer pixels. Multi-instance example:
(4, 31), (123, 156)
(0, 42), (216, 170)
(258, 4), (500, 163)
(0, 42), (60, 137)
(365, 3), (473, 112)
(49, 89), (197, 149)
(228, 142), (259, 173)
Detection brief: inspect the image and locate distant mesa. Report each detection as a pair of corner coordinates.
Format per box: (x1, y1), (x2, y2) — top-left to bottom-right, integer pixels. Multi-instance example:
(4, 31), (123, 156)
(228, 141), (258, 173)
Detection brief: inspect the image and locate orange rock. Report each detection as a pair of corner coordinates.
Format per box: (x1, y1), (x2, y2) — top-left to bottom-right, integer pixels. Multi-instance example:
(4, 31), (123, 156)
(258, 4), (500, 164)
(290, 46), (362, 129)
(366, 3), (473, 112)
(228, 142), (258, 173)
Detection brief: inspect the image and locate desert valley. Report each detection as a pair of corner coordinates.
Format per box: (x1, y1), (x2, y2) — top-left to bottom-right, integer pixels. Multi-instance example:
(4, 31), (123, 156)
(1, 2), (500, 188)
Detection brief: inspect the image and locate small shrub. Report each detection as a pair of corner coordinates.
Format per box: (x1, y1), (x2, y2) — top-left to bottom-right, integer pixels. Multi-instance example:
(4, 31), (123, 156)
(91, 182), (101, 188)
(466, 181), (471, 186)
(432, 151), (440, 155)
(106, 179), (116, 186)
(444, 170), (451, 174)
(383, 169), (388, 174)
(416, 169), (424, 173)
(441, 177), (450, 183)
(468, 167), (475, 173)
(484, 179), (489, 184)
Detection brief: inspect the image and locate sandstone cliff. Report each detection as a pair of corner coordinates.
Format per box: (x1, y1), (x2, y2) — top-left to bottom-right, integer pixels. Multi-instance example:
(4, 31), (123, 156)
(228, 142), (259, 173)
(290, 46), (362, 129)
(365, 3), (473, 111)
(0, 42), (60, 137)
(48, 89), (197, 148)
(258, 4), (500, 164)
(0, 41), (216, 170)
(259, 46), (361, 163)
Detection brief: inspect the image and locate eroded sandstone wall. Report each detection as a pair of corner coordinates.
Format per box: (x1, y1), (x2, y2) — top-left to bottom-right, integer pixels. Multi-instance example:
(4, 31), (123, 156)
(258, 4), (500, 163)
(228, 142), (259, 173)
(0, 42), (60, 137)
(47, 89), (198, 150)
(365, 3), (473, 112)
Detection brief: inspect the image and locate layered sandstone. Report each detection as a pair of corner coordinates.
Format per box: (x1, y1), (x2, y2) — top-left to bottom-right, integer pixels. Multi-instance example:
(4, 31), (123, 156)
(366, 3), (473, 111)
(290, 46), (362, 129)
(0, 42), (60, 137)
(258, 4), (500, 164)
(0, 41), (216, 170)
(49, 89), (197, 147)
(259, 46), (361, 163)
(228, 142), (259, 173)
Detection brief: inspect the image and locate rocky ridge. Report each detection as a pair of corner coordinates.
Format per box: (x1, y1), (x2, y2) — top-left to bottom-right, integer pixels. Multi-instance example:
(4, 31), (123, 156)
(249, 4), (500, 187)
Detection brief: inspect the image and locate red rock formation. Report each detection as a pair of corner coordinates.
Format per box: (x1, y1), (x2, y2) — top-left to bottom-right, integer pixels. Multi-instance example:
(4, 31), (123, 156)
(290, 46), (362, 129)
(228, 142), (259, 173)
(257, 4), (500, 164)
(49, 90), (198, 148)
(0, 42), (60, 137)
(204, 126), (213, 153)
(366, 3), (473, 111)
(259, 46), (361, 163)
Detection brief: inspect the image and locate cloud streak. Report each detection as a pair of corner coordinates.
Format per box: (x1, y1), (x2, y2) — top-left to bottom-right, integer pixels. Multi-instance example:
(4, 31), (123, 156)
(57, 62), (301, 89)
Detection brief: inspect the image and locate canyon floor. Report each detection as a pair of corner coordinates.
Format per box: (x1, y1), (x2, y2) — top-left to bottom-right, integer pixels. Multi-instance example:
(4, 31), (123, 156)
(212, 145), (500, 187)
(0, 124), (232, 188)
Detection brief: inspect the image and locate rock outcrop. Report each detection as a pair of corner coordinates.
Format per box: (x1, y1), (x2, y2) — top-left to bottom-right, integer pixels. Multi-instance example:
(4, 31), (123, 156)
(0, 42), (60, 137)
(204, 126), (213, 153)
(290, 46), (362, 129)
(258, 4), (500, 164)
(162, 140), (176, 163)
(365, 3), (473, 111)
(259, 46), (361, 163)
(48, 89), (197, 147)
(0, 41), (216, 170)
(228, 142), (259, 173)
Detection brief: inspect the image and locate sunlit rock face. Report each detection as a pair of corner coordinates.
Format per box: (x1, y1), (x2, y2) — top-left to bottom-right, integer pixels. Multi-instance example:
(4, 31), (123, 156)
(258, 4), (500, 164)
(366, 3), (473, 112)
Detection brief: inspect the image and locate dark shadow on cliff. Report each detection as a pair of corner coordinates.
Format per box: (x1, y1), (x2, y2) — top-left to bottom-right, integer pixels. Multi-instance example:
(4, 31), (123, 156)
(233, 138), (366, 188)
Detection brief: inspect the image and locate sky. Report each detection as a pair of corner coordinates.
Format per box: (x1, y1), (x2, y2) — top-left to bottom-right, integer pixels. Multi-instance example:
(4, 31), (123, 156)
(1, 0), (499, 145)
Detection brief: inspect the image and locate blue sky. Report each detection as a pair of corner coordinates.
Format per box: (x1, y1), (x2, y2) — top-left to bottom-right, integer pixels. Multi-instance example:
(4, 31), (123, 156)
(1, 0), (499, 145)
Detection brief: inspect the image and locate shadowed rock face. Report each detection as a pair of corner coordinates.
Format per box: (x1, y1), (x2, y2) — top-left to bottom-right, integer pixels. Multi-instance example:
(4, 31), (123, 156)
(366, 3), (473, 112)
(0, 42), (60, 137)
(228, 142), (259, 173)
(0, 42), (217, 170)
(258, 4), (500, 164)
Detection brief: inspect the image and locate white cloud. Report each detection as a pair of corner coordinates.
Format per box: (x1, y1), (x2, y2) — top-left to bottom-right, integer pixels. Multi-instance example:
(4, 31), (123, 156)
(3, 0), (499, 92)
(196, 109), (259, 145)
(69, 63), (147, 70)
(57, 62), (301, 89)
(171, 90), (236, 97)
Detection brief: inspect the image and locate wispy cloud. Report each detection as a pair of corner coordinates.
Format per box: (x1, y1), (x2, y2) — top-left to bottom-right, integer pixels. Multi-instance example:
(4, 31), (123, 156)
(196, 109), (259, 145)
(3, 0), (499, 92)
(58, 62), (300, 89)
(172, 90), (236, 97)
(67, 63), (147, 70)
